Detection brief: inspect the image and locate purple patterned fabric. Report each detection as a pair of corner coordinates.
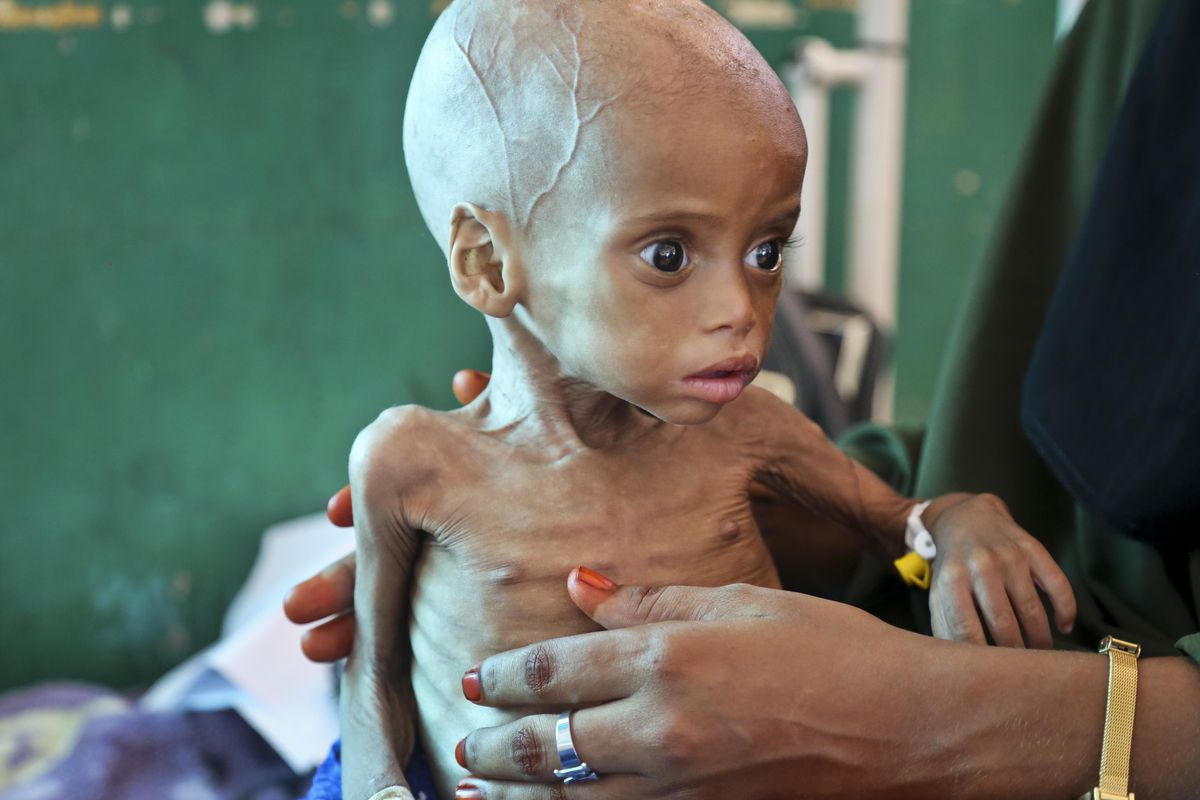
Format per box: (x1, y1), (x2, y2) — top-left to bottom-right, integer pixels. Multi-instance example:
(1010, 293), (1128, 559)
(0, 683), (308, 800)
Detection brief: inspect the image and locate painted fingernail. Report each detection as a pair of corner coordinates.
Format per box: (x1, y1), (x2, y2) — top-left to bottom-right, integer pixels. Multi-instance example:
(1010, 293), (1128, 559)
(455, 737), (468, 769)
(455, 783), (484, 800)
(462, 665), (482, 702)
(577, 565), (616, 592)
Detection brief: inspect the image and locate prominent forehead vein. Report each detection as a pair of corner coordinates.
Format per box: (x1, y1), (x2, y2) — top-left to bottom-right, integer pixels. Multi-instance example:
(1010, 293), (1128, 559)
(449, 4), (625, 230)
(404, 0), (802, 250)
(525, 7), (619, 227)
(452, 13), (515, 211)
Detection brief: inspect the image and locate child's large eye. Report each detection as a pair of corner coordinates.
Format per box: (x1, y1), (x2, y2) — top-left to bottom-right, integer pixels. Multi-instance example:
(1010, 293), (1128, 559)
(639, 240), (690, 273)
(746, 240), (783, 272)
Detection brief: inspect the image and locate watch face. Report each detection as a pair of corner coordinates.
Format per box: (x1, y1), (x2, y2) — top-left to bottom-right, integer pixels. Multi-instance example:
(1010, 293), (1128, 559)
(1099, 636), (1142, 658)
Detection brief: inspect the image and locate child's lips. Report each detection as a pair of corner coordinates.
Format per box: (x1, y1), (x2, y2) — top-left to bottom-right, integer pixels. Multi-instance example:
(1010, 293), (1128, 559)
(682, 356), (758, 403)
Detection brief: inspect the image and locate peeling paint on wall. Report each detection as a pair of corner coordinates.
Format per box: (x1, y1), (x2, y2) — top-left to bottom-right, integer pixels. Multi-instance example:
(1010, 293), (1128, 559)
(366, 0), (393, 27)
(0, 0), (405, 34)
(724, 0), (799, 29)
(204, 0), (257, 34)
(0, 0), (103, 31)
(91, 573), (193, 662)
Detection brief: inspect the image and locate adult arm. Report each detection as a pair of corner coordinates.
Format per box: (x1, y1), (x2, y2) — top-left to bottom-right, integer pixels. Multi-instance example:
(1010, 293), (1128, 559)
(455, 572), (1200, 799)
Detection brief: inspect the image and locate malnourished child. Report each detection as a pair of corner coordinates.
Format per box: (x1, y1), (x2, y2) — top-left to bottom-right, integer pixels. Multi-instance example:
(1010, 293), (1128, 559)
(334, 2), (1076, 798)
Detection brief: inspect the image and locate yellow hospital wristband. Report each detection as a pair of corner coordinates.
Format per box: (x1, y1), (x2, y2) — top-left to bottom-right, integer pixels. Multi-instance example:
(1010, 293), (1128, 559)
(893, 551), (931, 589)
(895, 500), (934, 589)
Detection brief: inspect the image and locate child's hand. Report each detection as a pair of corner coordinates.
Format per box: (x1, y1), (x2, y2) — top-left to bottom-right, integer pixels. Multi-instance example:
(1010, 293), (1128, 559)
(924, 494), (1076, 649)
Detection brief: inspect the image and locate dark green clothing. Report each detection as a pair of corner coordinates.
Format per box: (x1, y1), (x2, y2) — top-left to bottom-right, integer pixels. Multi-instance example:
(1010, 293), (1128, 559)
(842, 0), (1200, 665)
(1022, 0), (1200, 545)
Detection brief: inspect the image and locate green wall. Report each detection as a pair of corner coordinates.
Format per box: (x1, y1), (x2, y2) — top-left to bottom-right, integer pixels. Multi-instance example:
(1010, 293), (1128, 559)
(1, 0), (1056, 691)
(895, 0), (1057, 423)
(0, 1), (492, 691)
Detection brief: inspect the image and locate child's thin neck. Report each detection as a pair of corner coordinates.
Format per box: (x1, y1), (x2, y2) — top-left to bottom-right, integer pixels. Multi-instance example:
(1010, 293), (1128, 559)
(477, 317), (665, 451)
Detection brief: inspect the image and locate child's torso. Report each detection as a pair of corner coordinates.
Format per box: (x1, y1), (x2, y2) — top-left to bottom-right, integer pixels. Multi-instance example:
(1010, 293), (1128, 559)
(405, 413), (781, 795)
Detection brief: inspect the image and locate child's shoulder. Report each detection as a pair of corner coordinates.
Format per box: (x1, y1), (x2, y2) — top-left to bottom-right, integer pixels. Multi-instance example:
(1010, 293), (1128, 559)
(355, 403), (457, 442)
(348, 404), (485, 493)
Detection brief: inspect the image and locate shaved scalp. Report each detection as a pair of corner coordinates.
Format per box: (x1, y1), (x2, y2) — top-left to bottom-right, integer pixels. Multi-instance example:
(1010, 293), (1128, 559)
(404, 0), (802, 250)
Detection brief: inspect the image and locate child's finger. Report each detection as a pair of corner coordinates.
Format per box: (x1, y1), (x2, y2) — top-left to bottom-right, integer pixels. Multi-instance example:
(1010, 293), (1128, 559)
(1004, 572), (1053, 650)
(972, 569), (1025, 648)
(929, 568), (986, 645)
(1025, 541), (1077, 634)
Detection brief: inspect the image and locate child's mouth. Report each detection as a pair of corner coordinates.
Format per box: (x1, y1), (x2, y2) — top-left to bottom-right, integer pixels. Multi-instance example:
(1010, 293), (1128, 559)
(682, 356), (758, 403)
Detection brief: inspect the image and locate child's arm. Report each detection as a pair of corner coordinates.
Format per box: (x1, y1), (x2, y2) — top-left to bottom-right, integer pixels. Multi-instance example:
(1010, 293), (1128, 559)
(340, 407), (429, 799)
(742, 388), (912, 557)
(742, 388), (1075, 648)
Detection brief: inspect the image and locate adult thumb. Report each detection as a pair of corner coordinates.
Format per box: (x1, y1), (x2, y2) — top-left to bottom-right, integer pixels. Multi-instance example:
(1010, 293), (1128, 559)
(566, 567), (746, 629)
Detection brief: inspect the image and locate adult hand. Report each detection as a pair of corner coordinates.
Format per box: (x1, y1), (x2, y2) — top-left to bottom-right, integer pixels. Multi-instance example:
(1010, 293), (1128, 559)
(455, 570), (1200, 800)
(923, 493), (1076, 649)
(454, 570), (943, 799)
(282, 369), (492, 661)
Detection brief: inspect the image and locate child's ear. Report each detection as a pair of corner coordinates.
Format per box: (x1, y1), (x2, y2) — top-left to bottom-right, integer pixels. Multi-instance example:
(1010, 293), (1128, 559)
(447, 203), (525, 318)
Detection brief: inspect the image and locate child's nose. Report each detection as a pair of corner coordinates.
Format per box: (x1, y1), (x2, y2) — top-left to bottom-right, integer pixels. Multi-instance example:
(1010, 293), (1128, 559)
(703, 265), (757, 336)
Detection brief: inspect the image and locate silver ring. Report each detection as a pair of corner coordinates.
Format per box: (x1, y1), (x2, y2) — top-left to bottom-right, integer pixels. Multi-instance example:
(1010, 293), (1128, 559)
(553, 710), (599, 784)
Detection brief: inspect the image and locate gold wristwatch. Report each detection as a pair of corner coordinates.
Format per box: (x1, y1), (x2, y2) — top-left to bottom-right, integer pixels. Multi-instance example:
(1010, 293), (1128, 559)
(1089, 635), (1141, 800)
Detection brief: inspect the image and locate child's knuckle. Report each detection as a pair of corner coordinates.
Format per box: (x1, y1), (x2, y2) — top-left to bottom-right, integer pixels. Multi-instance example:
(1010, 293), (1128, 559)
(968, 550), (997, 576)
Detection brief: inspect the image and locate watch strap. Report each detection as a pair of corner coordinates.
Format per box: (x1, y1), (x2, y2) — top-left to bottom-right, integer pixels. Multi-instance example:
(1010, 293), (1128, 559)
(1092, 635), (1140, 800)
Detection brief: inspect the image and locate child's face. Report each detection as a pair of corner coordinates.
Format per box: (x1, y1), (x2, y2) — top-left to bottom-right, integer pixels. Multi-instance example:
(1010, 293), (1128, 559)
(521, 89), (806, 426)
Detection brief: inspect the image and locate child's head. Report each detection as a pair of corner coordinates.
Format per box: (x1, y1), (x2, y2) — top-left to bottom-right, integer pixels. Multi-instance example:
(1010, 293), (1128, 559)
(405, 0), (806, 425)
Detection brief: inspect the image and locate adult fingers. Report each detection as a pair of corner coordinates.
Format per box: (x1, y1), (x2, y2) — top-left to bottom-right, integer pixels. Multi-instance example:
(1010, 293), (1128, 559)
(299, 612), (356, 662)
(971, 567), (1024, 648)
(474, 572), (779, 708)
(929, 567), (986, 645)
(1003, 569), (1053, 650)
(1025, 540), (1077, 635)
(327, 484), (354, 527)
(456, 775), (643, 800)
(471, 628), (650, 708)
(566, 568), (770, 630)
(460, 704), (638, 781)
(453, 369), (491, 405)
(283, 553), (357, 624)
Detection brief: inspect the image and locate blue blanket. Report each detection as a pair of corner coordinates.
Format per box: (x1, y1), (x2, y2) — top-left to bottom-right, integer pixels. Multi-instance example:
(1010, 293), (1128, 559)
(304, 739), (441, 800)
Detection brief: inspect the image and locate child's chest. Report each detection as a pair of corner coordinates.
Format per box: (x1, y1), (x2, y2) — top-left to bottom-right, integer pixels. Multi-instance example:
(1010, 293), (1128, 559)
(418, 435), (780, 591)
